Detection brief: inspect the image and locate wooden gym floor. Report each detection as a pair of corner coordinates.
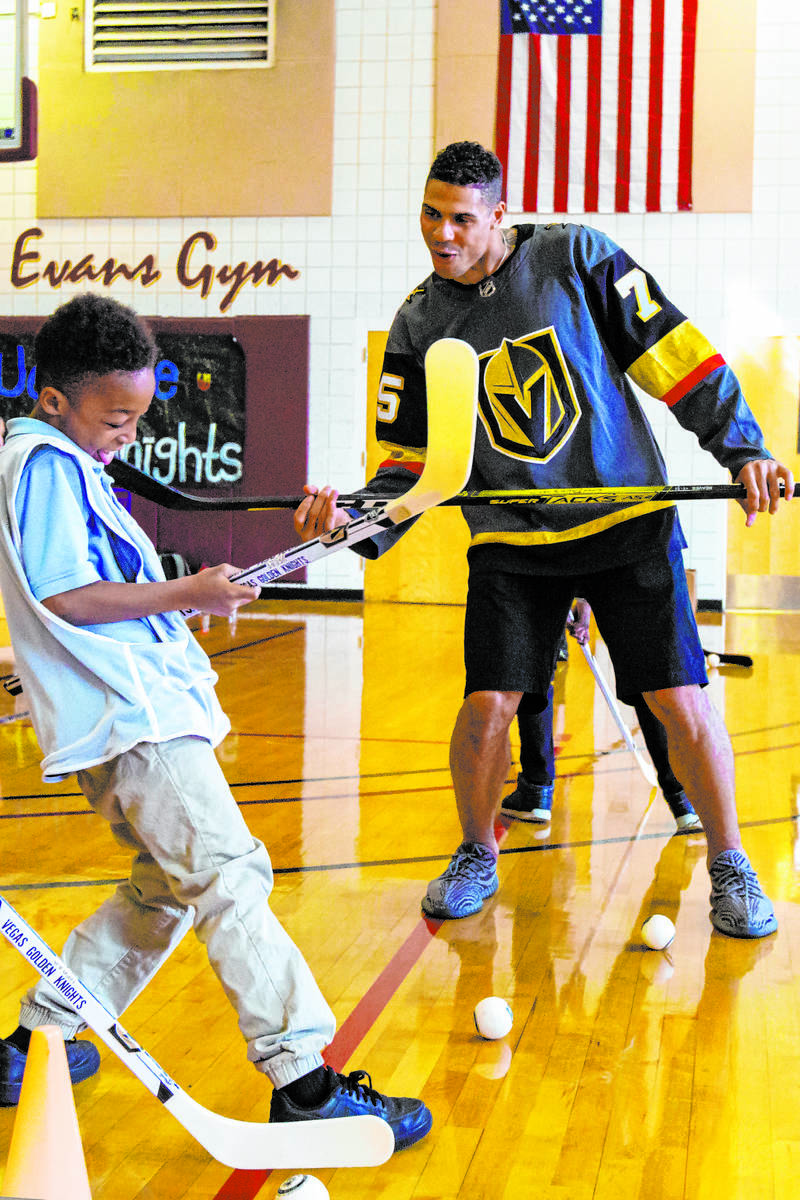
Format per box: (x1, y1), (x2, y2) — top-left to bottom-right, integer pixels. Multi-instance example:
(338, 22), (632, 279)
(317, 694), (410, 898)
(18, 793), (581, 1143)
(1, 597), (799, 1200)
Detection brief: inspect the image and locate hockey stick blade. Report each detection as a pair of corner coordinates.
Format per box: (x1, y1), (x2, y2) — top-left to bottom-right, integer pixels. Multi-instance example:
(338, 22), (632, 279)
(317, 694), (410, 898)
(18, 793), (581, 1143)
(0, 892), (394, 1168)
(180, 338), (479, 616)
(106, 473), (800, 512)
(579, 643), (658, 789)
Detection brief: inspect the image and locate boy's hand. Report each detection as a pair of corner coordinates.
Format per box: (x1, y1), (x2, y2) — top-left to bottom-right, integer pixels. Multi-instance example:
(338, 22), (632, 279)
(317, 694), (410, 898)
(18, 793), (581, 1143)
(190, 564), (260, 618)
(735, 458), (794, 527)
(294, 484), (351, 542)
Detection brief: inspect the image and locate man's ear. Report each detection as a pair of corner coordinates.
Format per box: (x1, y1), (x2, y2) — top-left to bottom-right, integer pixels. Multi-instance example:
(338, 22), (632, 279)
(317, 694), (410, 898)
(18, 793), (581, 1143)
(37, 386), (68, 417)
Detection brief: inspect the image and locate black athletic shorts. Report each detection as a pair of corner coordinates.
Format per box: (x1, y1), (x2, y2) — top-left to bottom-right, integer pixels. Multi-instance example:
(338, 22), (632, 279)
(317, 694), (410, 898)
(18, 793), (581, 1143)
(463, 546), (707, 709)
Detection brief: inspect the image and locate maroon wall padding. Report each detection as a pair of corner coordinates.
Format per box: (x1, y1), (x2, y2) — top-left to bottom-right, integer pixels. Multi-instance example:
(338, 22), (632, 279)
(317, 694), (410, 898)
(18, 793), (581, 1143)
(0, 314), (310, 579)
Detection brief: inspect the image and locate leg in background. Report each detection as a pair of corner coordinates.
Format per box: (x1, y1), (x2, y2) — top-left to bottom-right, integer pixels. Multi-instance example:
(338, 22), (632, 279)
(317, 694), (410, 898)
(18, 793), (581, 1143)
(501, 686), (555, 824)
(631, 695), (701, 831)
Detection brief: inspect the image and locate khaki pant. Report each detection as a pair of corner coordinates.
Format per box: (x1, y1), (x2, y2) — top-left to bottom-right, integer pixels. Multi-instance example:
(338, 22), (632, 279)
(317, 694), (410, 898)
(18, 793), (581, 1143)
(21, 736), (336, 1088)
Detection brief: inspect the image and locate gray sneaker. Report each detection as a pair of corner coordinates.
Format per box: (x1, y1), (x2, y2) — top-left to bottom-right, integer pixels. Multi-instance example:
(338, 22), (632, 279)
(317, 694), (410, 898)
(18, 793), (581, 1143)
(500, 775), (553, 824)
(422, 841), (499, 920)
(709, 849), (777, 938)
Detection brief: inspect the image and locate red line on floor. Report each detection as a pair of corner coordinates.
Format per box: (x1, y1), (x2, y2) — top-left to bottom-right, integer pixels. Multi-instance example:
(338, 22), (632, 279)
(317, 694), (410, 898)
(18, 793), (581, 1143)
(212, 822), (510, 1199)
(210, 915), (442, 1200)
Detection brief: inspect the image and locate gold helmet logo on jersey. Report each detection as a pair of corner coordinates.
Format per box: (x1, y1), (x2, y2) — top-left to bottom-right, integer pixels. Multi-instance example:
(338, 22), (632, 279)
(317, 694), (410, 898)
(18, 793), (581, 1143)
(479, 331), (581, 461)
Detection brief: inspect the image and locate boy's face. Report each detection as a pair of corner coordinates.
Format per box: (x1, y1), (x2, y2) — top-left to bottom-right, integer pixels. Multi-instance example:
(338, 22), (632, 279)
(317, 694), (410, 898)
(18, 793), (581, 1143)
(48, 369), (155, 465)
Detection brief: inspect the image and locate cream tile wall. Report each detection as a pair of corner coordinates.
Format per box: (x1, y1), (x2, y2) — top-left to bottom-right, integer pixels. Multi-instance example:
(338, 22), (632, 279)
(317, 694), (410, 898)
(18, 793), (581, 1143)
(1, 0), (799, 604)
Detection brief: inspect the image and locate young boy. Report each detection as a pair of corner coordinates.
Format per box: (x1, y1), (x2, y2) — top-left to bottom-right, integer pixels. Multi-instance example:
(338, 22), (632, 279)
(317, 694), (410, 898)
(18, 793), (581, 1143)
(0, 294), (431, 1153)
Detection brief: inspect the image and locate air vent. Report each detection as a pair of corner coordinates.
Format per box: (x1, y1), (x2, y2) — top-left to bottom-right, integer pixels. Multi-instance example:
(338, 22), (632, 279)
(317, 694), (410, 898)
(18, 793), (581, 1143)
(86, 0), (273, 71)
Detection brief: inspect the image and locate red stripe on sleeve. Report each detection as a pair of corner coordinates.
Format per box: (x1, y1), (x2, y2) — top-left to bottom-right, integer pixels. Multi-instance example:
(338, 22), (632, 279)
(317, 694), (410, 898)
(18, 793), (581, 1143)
(660, 354), (725, 407)
(378, 459), (425, 476)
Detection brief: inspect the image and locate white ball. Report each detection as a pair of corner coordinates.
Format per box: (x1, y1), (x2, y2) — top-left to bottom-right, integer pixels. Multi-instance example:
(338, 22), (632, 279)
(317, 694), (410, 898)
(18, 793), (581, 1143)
(473, 996), (513, 1040)
(641, 914), (675, 951)
(277, 1176), (329, 1199)
(706, 652), (720, 668)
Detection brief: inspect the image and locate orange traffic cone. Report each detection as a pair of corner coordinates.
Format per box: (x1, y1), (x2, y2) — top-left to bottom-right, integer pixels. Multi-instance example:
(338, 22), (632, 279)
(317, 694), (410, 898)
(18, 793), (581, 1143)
(2, 1025), (92, 1199)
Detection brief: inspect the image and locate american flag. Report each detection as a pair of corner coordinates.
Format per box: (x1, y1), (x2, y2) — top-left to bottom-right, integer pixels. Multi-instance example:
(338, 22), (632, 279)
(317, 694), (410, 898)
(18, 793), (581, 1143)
(495, 0), (698, 214)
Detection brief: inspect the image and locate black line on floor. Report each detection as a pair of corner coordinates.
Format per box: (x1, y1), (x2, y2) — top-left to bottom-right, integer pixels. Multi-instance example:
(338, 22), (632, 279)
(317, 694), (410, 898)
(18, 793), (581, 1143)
(3, 811), (796, 892)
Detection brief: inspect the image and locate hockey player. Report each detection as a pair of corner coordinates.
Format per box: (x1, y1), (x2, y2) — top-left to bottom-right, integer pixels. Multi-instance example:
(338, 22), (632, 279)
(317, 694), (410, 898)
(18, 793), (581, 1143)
(294, 141), (793, 939)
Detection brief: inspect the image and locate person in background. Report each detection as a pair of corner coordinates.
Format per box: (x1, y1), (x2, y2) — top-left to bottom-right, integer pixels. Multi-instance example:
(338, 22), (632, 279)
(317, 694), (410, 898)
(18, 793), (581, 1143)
(501, 601), (701, 832)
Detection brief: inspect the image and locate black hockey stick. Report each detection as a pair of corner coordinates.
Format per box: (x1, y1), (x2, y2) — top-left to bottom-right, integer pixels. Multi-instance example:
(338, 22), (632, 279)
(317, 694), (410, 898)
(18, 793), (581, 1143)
(107, 457), (270, 510)
(703, 648), (754, 668)
(107, 468), (800, 513)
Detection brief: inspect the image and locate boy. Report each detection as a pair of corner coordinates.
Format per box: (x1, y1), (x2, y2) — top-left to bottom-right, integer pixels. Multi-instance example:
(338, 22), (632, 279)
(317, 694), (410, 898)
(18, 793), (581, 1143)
(0, 294), (431, 1153)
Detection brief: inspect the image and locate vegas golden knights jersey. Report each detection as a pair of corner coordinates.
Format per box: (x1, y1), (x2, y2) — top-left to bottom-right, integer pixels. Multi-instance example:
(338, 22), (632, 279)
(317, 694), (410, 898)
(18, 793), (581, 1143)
(361, 223), (771, 575)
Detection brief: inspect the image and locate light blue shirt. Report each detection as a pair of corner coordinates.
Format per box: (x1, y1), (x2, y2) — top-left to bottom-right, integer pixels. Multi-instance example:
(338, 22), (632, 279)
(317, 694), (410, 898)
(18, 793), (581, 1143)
(0, 418), (230, 780)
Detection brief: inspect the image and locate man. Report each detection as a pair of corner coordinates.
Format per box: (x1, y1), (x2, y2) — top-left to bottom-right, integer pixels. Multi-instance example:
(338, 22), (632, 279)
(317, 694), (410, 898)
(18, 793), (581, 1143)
(295, 141), (793, 939)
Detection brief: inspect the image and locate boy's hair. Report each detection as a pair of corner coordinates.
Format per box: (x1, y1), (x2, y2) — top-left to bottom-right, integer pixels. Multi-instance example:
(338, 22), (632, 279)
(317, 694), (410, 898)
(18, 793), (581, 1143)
(427, 142), (504, 207)
(34, 294), (158, 396)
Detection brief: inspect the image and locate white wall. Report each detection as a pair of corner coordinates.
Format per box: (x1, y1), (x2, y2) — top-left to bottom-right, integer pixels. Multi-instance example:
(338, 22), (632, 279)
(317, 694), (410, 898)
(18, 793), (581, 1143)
(1, 0), (799, 604)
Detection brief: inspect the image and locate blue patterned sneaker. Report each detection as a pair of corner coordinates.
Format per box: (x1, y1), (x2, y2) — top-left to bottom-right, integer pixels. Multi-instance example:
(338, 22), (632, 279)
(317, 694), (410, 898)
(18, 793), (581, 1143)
(421, 841), (499, 919)
(709, 849), (777, 938)
(269, 1066), (432, 1152)
(500, 775), (553, 824)
(0, 1035), (100, 1106)
(664, 789), (703, 833)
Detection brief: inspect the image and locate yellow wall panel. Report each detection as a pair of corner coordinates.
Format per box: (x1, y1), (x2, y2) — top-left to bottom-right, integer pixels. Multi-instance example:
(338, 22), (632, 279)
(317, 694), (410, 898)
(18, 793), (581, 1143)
(37, 2), (334, 218)
(728, 338), (800, 583)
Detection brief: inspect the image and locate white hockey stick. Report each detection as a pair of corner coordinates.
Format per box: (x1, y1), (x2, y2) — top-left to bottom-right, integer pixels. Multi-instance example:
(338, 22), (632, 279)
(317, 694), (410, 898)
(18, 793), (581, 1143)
(579, 643), (658, 789)
(181, 337), (480, 618)
(0, 892), (395, 1169)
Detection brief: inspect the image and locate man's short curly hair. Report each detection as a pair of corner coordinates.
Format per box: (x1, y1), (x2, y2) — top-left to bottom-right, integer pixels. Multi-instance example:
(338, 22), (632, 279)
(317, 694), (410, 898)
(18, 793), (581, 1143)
(34, 293), (158, 396)
(427, 141), (503, 207)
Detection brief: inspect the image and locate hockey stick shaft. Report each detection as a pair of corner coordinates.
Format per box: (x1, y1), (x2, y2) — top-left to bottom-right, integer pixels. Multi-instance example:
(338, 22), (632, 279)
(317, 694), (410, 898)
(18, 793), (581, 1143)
(107, 472), (800, 512)
(0, 891), (394, 1168)
(579, 643), (658, 789)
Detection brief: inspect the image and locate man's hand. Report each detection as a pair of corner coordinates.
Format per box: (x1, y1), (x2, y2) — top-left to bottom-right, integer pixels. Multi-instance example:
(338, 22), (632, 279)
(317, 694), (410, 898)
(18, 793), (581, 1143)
(293, 485), (351, 542)
(735, 458), (795, 527)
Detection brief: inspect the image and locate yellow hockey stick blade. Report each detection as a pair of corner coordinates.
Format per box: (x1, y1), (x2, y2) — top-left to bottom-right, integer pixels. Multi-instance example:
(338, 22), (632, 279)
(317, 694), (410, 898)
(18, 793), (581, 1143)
(387, 338), (479, 524)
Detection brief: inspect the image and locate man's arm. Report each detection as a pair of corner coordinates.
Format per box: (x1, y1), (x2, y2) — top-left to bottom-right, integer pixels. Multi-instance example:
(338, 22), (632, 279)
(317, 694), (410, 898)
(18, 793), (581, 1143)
(582, 229), (794, 523)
